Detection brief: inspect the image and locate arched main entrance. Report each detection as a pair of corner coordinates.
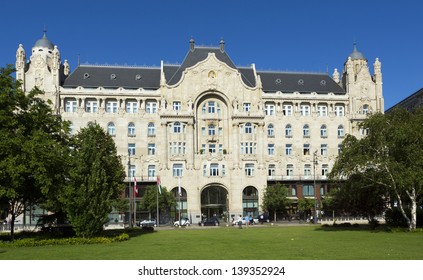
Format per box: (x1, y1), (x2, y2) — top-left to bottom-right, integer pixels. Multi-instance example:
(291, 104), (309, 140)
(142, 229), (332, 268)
(200, 185), (228, 220)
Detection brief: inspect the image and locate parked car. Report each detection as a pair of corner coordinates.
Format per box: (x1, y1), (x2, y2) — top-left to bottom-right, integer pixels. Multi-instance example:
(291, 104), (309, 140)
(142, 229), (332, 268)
(198, 217), (220, 226)
(231, 216), (258, 226)
(138, 219), (156, 228)
(174, 218), (191, 227)
(257, 213), (270, 224)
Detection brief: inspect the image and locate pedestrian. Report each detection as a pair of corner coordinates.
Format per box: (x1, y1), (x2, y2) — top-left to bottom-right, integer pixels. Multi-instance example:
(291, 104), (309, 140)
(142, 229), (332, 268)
(237, 215), (243, 229)
(244, 215), (249, 227)
(249, 215), (253, 225)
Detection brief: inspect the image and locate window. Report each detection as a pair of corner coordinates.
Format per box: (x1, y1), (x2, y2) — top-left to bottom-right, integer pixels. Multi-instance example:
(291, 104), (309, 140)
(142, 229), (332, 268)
(302, 185), (314, 197)
(243, 103), (251, 112)
(85, 99), (98, 113)
(362, 104), (370, 115)
(268, 144), (275, 155)
(267, 124), (274, 137)
(126, 100), (138, 113)
(208, 101), (215, 113)
(285, 144), (293, 156)
(245, 123), (252, 134)
(291, 186), (297, 196)
(129, 165), (136, 178)
(241, 142), (256, 155)
(148, 143), (156, 155)
(320, 144), (327, 156)
(320, 186), (325, 196)
(268, 164), (276, 177)
(148, 123), (155, 136)
(286, 164), (294, 177)
(203, 164), (207, 176)
(208, 124), (216, 135)
(285, 124), (292, 137)
(106, 100), (118, 113)
(300, 104), (310, 116)
(202, 104), (206, 114)
(173, 101), (181, 112)
(107, 122), (116, 136)
(335, 104), (344, 117)
(304, 164), (312, 177)
(173, 164), (183, 177)
(317, 104), (328, 116)
(148, 165), (156, 180)
(210, 163), (219, 176)
(303, 124), (310, 137)
(338, 144), (342, 155)
(283, 104), (293, 116)
(146, 101), (157, 114)
(322, 164), (329, 178)
(303, 144), (310, 155)
(128, 143), (136, 156)
(65, 98), (77, 112)
(360, 127), (369, 136)
(320, 125), (327, 138)
(337, 125), (344, 138)
(128, 122), (135, 136)
(173, 122), (182, 133)
(265, 103), (275, 115)
(245, 163), (255, 176)
(208, 144), (216, 153)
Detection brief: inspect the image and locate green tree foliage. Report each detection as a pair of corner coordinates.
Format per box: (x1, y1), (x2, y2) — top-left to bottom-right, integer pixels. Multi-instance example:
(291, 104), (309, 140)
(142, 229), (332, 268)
(140, 185), (176, 219)
(261, 183), (291, 222)
(0, 65), (71, 240)
(330, 108), (423, 230)
(60, 123), (125, 237)
(297, 198), (314, 221)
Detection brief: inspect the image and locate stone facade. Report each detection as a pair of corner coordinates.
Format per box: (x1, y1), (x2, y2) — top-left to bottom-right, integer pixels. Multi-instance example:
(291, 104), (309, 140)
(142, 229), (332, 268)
(16, 33), (384, 224)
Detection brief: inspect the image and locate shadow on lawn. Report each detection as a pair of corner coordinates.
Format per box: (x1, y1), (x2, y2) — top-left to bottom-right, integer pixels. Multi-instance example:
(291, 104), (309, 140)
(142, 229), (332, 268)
(315, 223), (395, 233)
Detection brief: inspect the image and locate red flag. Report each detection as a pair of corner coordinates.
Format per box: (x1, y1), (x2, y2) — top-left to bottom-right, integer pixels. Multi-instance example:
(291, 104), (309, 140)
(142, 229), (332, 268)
(157, 176), (162, 194)
(134, 177), (138, 196)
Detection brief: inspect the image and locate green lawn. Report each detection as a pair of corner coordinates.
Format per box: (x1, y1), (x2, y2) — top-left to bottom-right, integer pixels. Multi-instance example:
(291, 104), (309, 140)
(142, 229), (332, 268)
(1, 225), (422, 260)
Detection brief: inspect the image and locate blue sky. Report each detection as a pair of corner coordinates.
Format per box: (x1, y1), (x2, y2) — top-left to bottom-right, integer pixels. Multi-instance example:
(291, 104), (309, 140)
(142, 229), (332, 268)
(1, 0), (422, 109)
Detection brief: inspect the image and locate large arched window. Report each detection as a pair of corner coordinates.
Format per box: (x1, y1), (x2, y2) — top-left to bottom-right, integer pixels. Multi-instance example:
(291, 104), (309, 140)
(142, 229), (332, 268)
(107, 122), (116, 136)
(148, 122), (155, 136)
(128, 122), (135, 136)
(267, 124), (274, 137)
(245, 123), (252, 134)
(320, 125), (327, 138)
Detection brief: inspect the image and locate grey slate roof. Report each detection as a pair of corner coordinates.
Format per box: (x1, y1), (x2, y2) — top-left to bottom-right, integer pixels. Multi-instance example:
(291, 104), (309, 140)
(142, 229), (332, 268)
(62, 45), (345, 94)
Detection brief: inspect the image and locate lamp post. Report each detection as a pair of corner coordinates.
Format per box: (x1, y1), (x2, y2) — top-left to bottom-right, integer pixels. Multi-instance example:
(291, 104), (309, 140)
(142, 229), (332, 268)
(128, 150), (132, 228)
(313, 150), (318, 224)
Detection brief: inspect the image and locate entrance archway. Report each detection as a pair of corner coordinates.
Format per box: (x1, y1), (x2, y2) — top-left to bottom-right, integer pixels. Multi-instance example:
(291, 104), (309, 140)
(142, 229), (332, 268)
(200, 185), (228, 220)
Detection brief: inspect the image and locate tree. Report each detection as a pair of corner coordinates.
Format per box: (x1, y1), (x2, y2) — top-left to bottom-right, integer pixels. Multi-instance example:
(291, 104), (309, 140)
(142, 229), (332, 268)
(60, 123), (125, 237)
(0, 65), (71, 240)
(140, 185), (176, 220)
(330, 108), (423, 231)
(261, 183), (291, 222)
(297, 198), (314, 221)
(329, 174), (388, 222)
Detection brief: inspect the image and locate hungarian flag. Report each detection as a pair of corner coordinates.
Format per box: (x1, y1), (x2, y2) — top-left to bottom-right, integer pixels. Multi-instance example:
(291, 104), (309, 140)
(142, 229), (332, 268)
(157, 176), (162, 195)
(134, 177), (138, 196)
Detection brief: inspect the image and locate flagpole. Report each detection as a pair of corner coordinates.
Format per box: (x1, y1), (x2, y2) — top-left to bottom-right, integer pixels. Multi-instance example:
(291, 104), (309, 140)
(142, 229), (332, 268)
(156, 176), (159, 227)
(178, 176), (181, 224)
(128, 150), (132, 228)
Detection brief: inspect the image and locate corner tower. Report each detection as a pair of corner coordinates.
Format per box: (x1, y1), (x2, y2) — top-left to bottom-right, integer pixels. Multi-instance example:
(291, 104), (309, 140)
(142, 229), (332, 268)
(342, 43), (384, 119)
(15, 31), (68, 111)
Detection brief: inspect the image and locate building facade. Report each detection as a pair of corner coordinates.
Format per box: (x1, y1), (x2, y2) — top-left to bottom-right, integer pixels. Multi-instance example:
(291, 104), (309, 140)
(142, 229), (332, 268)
(15, 33), (384, 224)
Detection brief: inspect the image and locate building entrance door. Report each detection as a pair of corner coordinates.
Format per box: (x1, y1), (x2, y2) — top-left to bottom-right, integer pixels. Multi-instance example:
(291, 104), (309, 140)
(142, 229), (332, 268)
(200, 185), (228, 220)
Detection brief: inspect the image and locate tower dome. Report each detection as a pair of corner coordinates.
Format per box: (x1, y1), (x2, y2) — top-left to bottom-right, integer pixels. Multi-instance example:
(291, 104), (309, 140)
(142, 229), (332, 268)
(34, 31), (54, 50)
(348, 42), (366, 60)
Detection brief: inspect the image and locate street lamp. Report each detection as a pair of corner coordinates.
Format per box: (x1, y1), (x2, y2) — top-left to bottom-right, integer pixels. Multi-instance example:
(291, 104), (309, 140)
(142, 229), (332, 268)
(313, 150), (318, 224)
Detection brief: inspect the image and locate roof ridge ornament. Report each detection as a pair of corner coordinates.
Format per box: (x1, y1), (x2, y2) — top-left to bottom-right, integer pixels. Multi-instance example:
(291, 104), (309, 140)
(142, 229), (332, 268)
(189, 37), (195, 52)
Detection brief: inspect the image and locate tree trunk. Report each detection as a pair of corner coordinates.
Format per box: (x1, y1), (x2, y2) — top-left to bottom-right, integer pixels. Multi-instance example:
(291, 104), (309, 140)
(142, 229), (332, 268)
(10, 213), (15, 241)
(408, 187), (417, 231)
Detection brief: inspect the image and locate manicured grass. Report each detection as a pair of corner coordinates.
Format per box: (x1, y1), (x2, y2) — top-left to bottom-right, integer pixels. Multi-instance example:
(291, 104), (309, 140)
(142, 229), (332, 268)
(1, 225), (422, 260)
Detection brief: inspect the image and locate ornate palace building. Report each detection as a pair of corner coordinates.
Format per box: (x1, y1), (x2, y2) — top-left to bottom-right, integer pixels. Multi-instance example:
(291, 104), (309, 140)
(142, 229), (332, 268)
(15, 33), (384, 224)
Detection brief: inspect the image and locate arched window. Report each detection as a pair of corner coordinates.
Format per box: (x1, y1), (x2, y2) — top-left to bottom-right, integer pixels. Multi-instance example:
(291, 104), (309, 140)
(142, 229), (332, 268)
(173, 122), (181, 133)
(245, 123), (252, 134)
(128, 122), (135, 136)
(148, 123), (155, 136)
(285, 124), (292, 137)
(337, 125), (344, 138)
(107, 122), (116, 136)
(320, 125), (327, 138)
(267, 124), (274, 137)
(303, 124), (310, 137)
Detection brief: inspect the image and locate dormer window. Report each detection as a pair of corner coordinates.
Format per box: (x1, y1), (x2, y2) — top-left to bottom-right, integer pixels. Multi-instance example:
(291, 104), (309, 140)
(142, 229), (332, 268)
(110, 74), (117, 80)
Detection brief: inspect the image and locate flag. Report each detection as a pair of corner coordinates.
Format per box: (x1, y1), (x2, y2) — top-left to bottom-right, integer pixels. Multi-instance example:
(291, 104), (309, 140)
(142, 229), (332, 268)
(178, 176), (182, 196)
(134, 177), (138, 196)
(157, 176), (162, 195)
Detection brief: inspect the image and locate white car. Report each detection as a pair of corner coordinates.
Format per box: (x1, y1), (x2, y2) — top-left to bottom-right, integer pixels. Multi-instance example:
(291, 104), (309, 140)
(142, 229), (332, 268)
(174, 218), (191, 227)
